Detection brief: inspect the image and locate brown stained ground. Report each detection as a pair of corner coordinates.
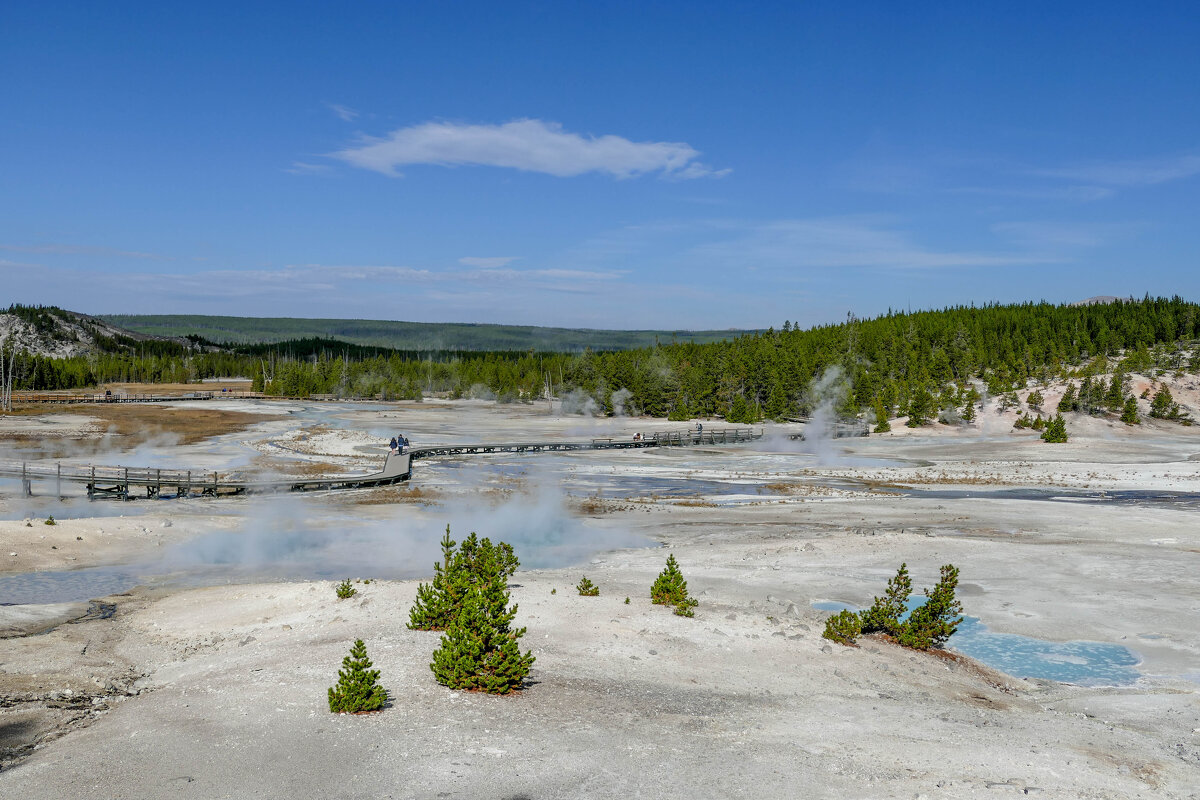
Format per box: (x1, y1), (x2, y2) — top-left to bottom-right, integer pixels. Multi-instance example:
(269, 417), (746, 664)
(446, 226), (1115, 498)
(0, 404), (284, 455)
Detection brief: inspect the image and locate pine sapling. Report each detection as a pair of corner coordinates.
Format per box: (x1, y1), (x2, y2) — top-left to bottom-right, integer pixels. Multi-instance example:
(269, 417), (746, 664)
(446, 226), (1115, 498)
(1120, 396), (1141, 425)
(897, 564), (963, 650)
(822, 610), (862, 646)
(673, 597), (698, 617)
(335, 579), (356, 599)
(860, 562), (912, 636)
(576, 576), (599, 596)
(328, 639), (387, 713)
(408, 525), (457, 630)
(650, 554), (690, 606)
(431, 553), (534, 694)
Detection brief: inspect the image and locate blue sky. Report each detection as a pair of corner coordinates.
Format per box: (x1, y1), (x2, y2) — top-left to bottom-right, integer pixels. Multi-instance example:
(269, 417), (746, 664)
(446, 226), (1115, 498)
(2, 2), (1198, 329)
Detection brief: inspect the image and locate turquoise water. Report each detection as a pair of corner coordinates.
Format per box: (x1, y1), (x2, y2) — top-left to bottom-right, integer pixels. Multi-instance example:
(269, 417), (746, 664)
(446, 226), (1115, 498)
(813, 599), (1142, 686)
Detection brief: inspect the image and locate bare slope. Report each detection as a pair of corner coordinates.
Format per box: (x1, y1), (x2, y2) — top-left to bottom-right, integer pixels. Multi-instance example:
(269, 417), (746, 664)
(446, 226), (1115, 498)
(0, 307), (191, 359)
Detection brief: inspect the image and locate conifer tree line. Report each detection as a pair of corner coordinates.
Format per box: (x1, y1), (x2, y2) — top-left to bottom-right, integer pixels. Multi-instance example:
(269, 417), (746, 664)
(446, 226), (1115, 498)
(5, 298), (1198, 424)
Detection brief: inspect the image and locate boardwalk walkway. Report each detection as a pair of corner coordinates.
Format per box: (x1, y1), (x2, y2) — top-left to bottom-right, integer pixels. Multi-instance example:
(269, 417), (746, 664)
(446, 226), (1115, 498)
(0, 427), (762, 500)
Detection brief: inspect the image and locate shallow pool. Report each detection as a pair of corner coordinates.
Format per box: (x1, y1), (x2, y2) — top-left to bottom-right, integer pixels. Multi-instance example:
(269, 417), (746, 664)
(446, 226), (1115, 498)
(813, 599), (1142, 686)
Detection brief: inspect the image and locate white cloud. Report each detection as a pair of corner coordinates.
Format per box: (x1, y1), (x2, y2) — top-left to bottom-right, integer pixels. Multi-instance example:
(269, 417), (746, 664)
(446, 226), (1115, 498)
(991, 221), (1145, 249)
(285, 161), (333, 175)
(330, 118), (728, 179)
(327, 103), (359, 122)
(1036, 154), (1200, 187)
(684, 217), (1063, 271)
(458, 256), (518, 268)
(0, 242), (170, 260)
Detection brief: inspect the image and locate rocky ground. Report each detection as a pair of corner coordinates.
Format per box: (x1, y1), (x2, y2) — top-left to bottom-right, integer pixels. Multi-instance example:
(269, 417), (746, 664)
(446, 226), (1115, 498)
(1, 398), (1198, 798)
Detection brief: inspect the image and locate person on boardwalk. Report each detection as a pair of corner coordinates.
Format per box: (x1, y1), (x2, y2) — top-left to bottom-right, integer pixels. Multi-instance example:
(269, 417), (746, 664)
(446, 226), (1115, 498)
(389, 437), (399, 454)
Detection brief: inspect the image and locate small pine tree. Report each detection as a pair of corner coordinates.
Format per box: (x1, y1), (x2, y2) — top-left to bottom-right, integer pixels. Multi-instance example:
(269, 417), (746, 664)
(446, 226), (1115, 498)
(897, 565), (963, 650)
(408, 526), (457, 630)
(1041, 413), (1068, 443)
(1150, 386), (1174, 418)
(1057, 383), (1077, 413)
(961, 398), (976, 423)
(44, 516), (56, 526)
(576, 576), (599, 596)
(906, 389), (934, 427)
(409, 527), (521, 631)
(860, 563), (912, 636)
(335, 579), (356, 599)
(822, 610), (861, 646)
(650, 554), (695, 609)
(1105, 369), (1128, 412)
(1026, 389), (1044, 410)
(673, 597), (698, 617)
(430, 559), (535, 694)
(1120, 396), (1141, 425)
(328, 639), (387, 713)
(872, 398), (891, 433)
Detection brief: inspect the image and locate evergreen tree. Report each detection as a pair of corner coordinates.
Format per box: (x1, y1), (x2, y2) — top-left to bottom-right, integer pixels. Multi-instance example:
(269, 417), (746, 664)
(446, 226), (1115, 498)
(726, 393), (758, 423)
(1150, 386), (1174, 418)
(651, 554), (698, 615)
(576, 576), (599, 596)
(764, 380), (790, 421)
(430, 557), (534, 694)
(1120, 396), (1141, 425)
(1057, 383), (1077, 413)
(860, 563), (912, 636)
(409, 527), (520, 631)
(328, 639), (387, 713)
(906, 388), (934, 427)
(1026, 388), (1044, 409)
(961, 399), (976, 423)
(822, 609), (861, 646)
(1105, 369), (1128, 411)
(872, 397), (891, 432)
(1041, 413), (1068, 443)
(408, 526), (458, 630)
(897, 565), (963, 650)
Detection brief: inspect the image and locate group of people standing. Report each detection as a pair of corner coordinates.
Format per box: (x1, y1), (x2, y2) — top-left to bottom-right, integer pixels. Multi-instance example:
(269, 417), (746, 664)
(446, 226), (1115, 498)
(389, 434), (410, 454)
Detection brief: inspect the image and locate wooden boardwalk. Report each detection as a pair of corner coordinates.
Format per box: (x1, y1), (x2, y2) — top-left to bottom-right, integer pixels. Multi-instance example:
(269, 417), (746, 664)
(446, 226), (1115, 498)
(10, 390), (266, 404)
(408, 427), (761, 460)
(0, 453), (413, 499)
(0, 427), (761, 500)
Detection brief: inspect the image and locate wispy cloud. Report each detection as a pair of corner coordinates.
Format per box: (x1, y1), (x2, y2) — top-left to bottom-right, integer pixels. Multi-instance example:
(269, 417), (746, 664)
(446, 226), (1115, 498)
(285, 161), (333, 175)
(0, 242), (171, 260)
(1035, 153), (1200, 187)
(458, 256), (518, 268)
(327, 103), (359, 122)
(684, 217), (1062, 271)
(330, 118), (729, 179)
(0, 257), (42, 269)
(991, 220), (1144, 249)
(947, 184), (1116, 202)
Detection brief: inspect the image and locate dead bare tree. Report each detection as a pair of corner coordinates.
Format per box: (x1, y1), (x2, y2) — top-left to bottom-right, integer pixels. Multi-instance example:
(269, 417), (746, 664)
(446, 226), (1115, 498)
(0, 335), (16, 412)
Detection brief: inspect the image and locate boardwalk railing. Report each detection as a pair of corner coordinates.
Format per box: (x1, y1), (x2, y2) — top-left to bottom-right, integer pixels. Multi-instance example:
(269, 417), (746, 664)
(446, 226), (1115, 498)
(0, 427), (761, 500)
(10, 391), (266, 404)
(409, 427), (762, 460)
(0, 453), (412, 500)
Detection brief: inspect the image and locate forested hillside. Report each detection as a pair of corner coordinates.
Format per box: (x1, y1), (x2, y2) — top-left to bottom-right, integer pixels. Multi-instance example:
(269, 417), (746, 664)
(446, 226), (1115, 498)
(7, 298), (1200, 426)
(100, 314), (753, 351)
